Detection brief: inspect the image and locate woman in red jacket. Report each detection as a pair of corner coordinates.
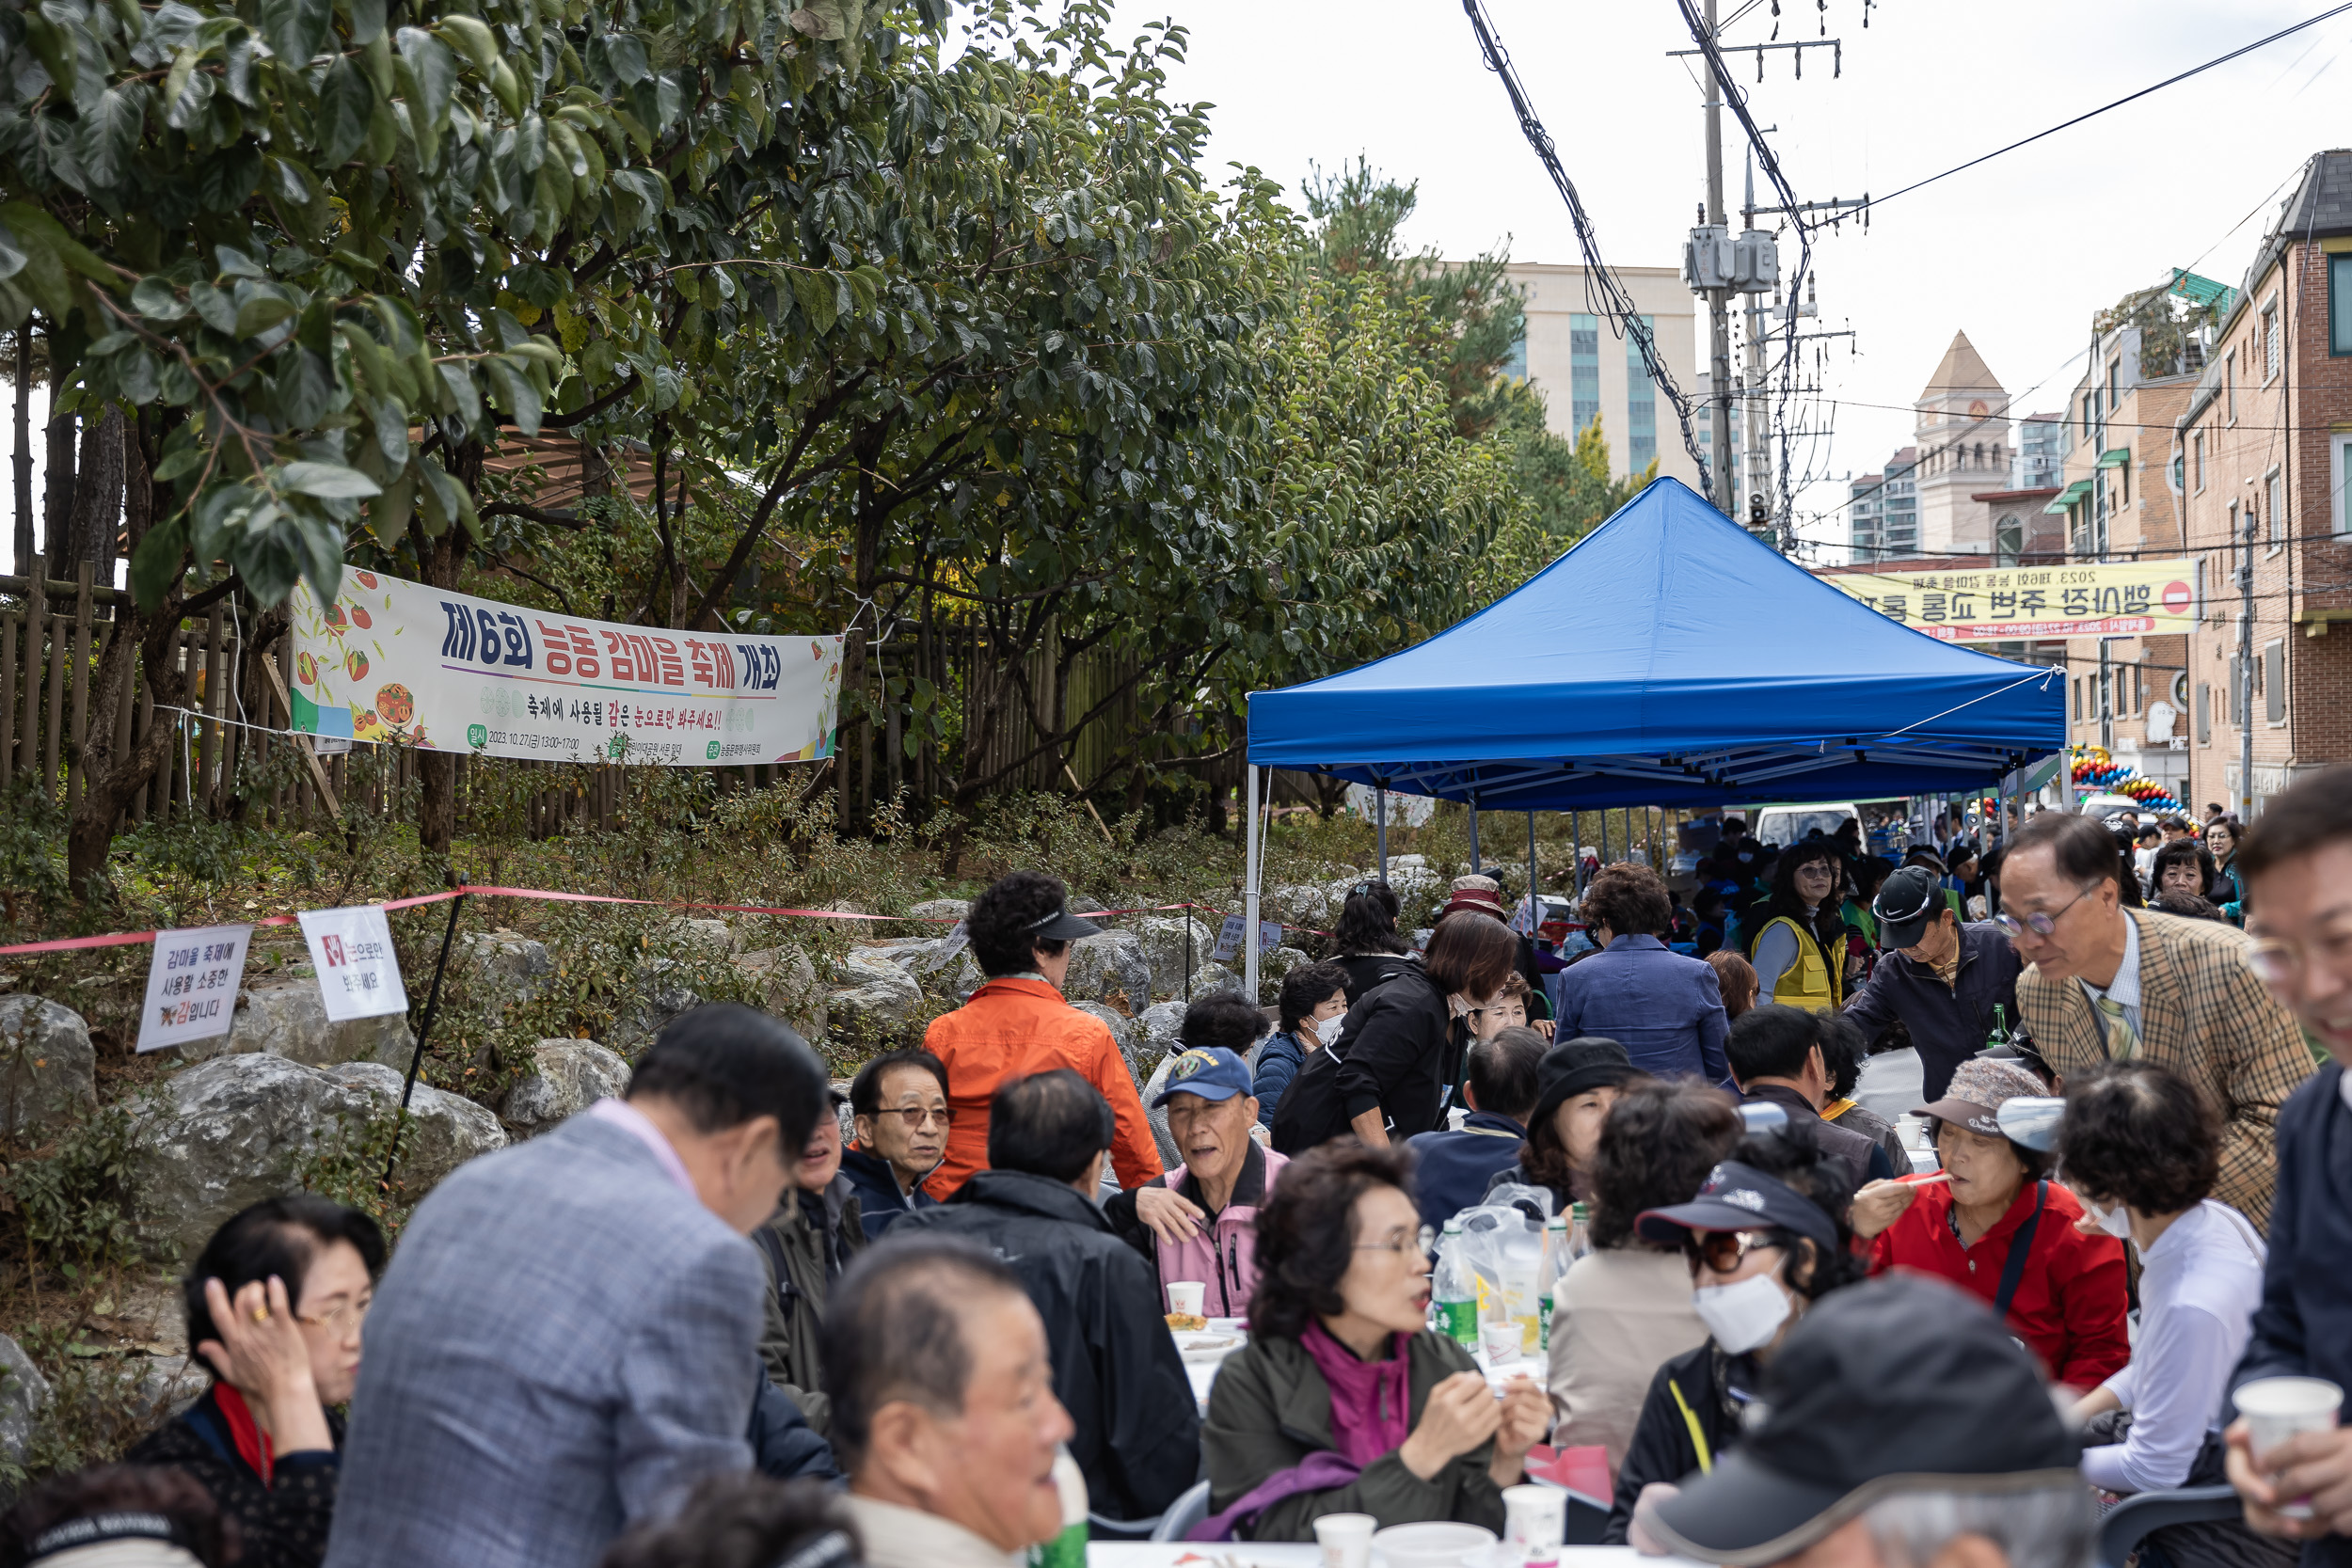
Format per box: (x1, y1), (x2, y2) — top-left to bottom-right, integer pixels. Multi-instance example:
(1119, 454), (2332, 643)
(1851, 1056), (2128, 1390)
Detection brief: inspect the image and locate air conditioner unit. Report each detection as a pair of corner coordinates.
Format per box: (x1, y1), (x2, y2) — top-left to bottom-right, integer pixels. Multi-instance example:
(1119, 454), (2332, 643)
(1684, 225), (1734, 292)
(1732, 229), (1779, 293)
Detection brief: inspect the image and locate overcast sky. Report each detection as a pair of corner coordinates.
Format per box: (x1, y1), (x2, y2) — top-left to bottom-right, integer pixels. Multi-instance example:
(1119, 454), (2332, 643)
(1096, 0), (2352, 558)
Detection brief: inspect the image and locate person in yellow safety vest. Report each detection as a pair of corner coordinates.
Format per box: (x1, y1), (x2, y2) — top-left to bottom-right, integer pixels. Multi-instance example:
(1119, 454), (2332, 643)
(1746, 842), (1855, 1012)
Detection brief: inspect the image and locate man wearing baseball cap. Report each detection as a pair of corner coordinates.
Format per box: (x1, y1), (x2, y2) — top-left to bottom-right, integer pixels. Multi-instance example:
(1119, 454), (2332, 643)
(1841, 863), (2030, 1102)
(1634, 1275), (2094, 1568)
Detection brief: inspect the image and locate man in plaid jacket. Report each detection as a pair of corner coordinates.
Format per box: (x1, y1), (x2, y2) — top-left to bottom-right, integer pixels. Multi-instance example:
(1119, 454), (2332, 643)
(2004, 812), (2312, 1232)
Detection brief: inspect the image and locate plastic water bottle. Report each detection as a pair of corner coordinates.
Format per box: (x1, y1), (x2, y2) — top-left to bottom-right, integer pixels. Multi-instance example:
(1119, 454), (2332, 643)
(1537, 1212), (1568, 1354)
(1568, 1201), (1592, 1261)
(1435, 1220), (1479, 1349)
(1029, 1448), (1089, 1568)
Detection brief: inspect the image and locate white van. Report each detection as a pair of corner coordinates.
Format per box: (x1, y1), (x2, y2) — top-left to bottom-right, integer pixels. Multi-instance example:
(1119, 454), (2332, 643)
(1747, 801), (1863, 848)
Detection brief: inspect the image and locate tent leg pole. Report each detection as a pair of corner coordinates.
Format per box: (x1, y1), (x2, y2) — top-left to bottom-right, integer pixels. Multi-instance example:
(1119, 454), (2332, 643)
(1526, 812), (1538, 930)
(1245, 764), (1261, 1008)
(1376, 784), (1388, 882)
(1601, 810), (1611, 867)
(1469, 800), (1480, 871)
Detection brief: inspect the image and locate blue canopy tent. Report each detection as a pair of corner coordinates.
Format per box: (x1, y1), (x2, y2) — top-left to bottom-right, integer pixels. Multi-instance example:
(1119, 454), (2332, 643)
(1246, 477), (2065, 811)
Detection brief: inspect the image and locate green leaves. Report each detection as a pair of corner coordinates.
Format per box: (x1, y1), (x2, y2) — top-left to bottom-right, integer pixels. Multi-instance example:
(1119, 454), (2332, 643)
(315, 57), (375, 167)
(255, 0), (331, 65)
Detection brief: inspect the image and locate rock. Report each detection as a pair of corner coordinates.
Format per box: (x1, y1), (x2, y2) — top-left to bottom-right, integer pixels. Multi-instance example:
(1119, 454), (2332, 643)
(0, 1331), (49, 1487)
(827, 953), (925, 1047)
(1186, 962), (1244, 1001)
(1257, 945), (1311, 1006)
(461, 930), (554, 1003)
(1064, 931), (1152, 1009)
(121, 1354), (205, 1426)
(1123, 916), (1218, 997)
(501, 1040), (631, 1136)
(909, 898), (971, 922)
(0, 996), (97, 1135)
(1138, 1053), (1182, 1168)
(665, 918), (741, 957)
(605, 960), (706, 1055)
(733, 948), (828, 1042)
(1134, 999), (1186, 1078)
(1068, 1000), (1136, 1057)
(132, 1054), (506, 1264)
(1267, 883), (1332, 928)
(199, 977), (415, 1071)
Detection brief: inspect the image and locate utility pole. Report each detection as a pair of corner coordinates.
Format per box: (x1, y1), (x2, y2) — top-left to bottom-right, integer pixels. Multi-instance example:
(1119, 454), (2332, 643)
(1702, 0), (1734, 519)
(2238, 509), (2256, 819)
(1741, 158), (1770, 538)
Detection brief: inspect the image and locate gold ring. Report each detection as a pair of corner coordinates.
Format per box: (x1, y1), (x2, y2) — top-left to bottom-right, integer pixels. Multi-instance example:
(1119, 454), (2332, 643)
(251, 1307), (269, 1323)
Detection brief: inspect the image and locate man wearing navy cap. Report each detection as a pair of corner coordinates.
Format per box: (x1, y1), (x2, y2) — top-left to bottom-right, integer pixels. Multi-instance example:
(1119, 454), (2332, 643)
(1841, 864), (2029, 1103)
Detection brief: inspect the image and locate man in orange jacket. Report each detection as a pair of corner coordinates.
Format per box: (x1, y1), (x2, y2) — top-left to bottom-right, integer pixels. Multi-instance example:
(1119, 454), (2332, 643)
(921, 871), (1163, 1198)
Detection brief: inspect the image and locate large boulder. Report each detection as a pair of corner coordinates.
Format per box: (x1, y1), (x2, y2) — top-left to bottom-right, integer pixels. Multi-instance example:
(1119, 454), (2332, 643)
(132, 1054), (507, 1264)
(0, 996), (97, 1135)
(733, 947), (828, 1042)
(857, 935), (983, 998)
(665, 918), (741, 957)
(827, 953), (925, 1048)
(908, 898), (971, 922)
(501, 1040), (631, 1136)
(1124, 915), (1218, 997)
(1068, 1000), (1137, 1058)
(1186, 962), (1244, 1001)
(1266, 883), (1332, 929)
(1064, 931), (1152, 1009)
(202, 977), (414, 1070)
(604, 960), (706, 1055)
(1326, 863), (1445, 926)
(0, 1332), (48, 1494)
(1135, 1000), (1185, 1067)
(461, 930), (555, 1004)
(1257, 945), (1312, 1006)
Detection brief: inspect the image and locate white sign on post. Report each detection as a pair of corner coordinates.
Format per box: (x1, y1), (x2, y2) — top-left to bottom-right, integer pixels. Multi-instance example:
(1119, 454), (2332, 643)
(298, 905), (409, 1021)
(135, 924), (254, 1053)
(1258, 920), (1283, 955)
(1211, 914), (1247, 964)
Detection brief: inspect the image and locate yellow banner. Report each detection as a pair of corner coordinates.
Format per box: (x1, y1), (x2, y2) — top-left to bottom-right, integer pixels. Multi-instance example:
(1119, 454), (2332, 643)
(1819, 559), (2202, 641)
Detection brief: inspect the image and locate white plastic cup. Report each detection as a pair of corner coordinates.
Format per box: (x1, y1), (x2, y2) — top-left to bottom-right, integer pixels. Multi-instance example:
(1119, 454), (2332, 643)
(1502, 1484), (1565, 1568)
(1316, 1512), (1376, 1568)
(2236, 1376), (2344, 1519)
(1167, 1281), (1206, 1318)
(1482, 1319), (1522, 1365)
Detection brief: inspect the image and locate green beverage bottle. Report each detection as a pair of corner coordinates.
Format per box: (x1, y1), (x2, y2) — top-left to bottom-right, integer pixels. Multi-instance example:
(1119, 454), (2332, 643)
(1537, 1212), (1568, 1353)
(1029, 1448), (1088, 1568)
(1434, 1220), (1478, 1349)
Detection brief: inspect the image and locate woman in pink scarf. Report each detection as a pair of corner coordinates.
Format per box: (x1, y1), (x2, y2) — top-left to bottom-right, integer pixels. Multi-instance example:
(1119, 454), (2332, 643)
(1195, 1143), (1549, 1542)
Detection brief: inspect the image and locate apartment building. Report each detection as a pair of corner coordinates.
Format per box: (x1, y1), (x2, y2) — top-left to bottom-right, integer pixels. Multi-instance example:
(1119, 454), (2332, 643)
(2170, 150), (2352, 816)
(1501, 262), (1702, 491)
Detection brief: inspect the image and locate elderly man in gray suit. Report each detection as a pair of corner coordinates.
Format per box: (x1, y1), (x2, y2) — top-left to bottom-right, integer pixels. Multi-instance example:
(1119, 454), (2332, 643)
(324, 1003), (831, 1568)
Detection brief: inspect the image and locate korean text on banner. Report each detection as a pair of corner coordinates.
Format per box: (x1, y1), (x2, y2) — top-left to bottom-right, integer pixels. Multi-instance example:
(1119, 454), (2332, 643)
(1817, 559), (2201, 642)
(286, 570), (846, 766)
(298, 906), (408, 1022)
(136, 925), (253, 1053)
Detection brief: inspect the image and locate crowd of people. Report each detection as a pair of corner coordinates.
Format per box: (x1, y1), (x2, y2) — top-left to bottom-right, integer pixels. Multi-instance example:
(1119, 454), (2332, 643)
(13, 768), (2352, 1568)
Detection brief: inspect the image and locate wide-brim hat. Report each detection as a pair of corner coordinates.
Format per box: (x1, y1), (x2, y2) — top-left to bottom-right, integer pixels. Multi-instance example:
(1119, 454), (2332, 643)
(1914, 1055), (2048, 1137)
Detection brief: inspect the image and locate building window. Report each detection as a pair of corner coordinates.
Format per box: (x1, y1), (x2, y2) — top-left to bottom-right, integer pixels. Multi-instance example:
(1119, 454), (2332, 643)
(2333, 253), (2352, 356)
(1569, 314), (1600, 438)
(2193, 430), (2205, 492)
(1626, 315), (1657, 471)
(2264, 300), (2281, 380)
(1501, 331), (1527, 382)
(2337, 433), (2352, 535)
(2227, 350), (2237, 422)
(1996, 515), (2022, 564)
(2197, 682), (2211, 745)
(2266, 639), (2287, 724)
(2074, 677), (2084, 721)
(2268, 467), (2284, 551)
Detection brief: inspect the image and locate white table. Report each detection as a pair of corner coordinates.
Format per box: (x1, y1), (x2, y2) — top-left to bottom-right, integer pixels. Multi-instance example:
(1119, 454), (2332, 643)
(1089, 1544), (1689, 1568)
(1184, 1342), (1542, 1413)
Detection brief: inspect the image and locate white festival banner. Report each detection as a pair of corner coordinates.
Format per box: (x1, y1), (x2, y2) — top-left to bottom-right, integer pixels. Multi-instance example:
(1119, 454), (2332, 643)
(297, 905), (409, 1022)
(135, 924), (253, 1053)
(287, 570), (845, 766)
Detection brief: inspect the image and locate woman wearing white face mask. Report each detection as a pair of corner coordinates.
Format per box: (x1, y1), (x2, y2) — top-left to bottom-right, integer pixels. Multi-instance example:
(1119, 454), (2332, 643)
(1599, 1126), (1867, 1545)
(1254, 963), (1351, 1131)
(2054, 1061), (2278, 1543)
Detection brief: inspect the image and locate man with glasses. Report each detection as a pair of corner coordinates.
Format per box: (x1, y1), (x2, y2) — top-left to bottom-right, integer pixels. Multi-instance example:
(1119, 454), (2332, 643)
(2220, 764), (2352, 1560)
(2002, 811), (2308, 1230)
(841, 1048), (952, 1240)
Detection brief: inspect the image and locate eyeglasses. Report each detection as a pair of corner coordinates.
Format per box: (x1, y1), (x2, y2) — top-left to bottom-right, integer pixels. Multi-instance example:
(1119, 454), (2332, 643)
(869, 1105), (953, 1129)
(1681, 1230), (1782, 1275)
(296, 1297), (371, 1331)
(2248, 917), (2352, 987)
(1993, 882), (2097, 939)
(1355, 1226), (1437, 1259)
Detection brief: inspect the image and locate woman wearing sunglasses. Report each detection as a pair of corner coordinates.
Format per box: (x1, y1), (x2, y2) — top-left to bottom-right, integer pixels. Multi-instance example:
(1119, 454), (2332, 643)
(1195, 1142), (1550, 1542)
(1605, 1125), (1866, 1546)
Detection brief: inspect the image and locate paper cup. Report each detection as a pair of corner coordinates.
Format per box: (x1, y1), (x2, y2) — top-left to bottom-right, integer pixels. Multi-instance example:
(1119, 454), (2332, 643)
(2237, 1376), (2344, 1518)
(1502, 1484), (1566, 1568)
(1167, 1281), (1206, 1318)
(1316, 1512), (1376, 1568)
(1482, 1319), (1523, 1365)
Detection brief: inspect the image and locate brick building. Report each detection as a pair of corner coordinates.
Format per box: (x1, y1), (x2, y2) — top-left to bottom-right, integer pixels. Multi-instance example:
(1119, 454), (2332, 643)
(2171, 150), (2352, 817)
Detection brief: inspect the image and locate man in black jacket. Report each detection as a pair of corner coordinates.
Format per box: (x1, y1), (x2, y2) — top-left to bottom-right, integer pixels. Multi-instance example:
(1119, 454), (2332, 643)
(1725, 1006), (1892, 1188)
(1842, 866), (2030, 1103)
(899, 1069), (1200, 1523)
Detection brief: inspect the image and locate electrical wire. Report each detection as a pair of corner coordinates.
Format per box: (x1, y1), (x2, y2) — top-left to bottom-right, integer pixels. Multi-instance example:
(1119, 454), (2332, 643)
(1458, 0), (1720, 503)
(1862, 1), (2352, 216)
